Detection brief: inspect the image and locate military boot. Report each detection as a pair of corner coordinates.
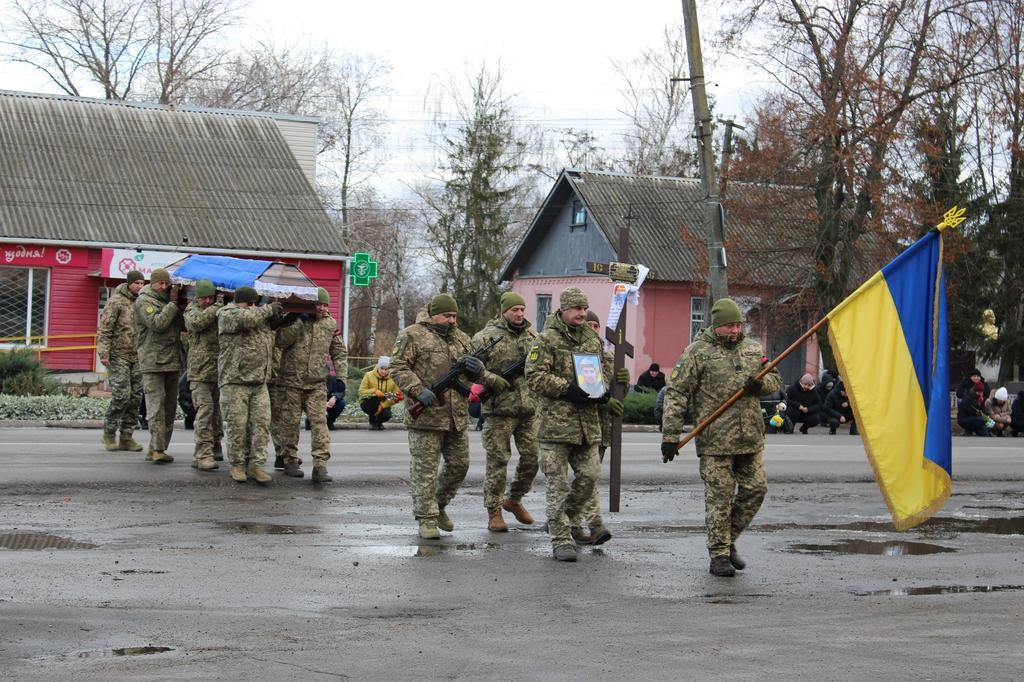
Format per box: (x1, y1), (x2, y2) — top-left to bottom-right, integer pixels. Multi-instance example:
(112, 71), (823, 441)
(212, 443), (224, 461)
(487, 507), (508, 532)
(418, 518), (440, 540)
(588, 525), (612, 546)
(247, 466), (272, 486)
(311, 464), (332, 483)
(144, 449), (155, 461)
(571, 526), (592, 544)
(710, 555), (736, 577)
(553, 544), (578, 562)
(102, 432), (118, 452)
(502, 499), (535, 524)
(151, 451), (174, 464)
(436, 509), (454, 532)
(118, 435), (144, 452)
(283, 460), (304, 478)
(729, 544), (746, 570)
(196, 457), (218, 472)
(273, 455), (285, 470)
(230, 465), (247, 483)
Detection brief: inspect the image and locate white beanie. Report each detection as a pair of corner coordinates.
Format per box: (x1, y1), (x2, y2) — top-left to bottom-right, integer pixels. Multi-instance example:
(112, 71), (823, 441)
(994, 387), (1008, 401)
(377, 356), (391, 369)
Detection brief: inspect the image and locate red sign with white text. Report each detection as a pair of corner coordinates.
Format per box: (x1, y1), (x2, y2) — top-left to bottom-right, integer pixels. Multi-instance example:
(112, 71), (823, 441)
(1, 244), (87, 268)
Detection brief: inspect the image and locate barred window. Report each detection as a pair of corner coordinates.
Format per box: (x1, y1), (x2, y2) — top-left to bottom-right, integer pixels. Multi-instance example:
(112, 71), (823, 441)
(689, 296), (706, 344)
(0, 267), (49, 347)
(536, 294), (552, 330)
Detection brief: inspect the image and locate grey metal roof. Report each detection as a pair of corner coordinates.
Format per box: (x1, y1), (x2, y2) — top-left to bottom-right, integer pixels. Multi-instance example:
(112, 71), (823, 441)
(0, 90), (345, 256)
(503, 169), (890, 287)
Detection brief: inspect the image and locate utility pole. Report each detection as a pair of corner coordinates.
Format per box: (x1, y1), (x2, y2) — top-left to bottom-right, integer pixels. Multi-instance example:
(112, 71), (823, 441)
(718, 118), (745, 195)
(680, 0), (728, 303)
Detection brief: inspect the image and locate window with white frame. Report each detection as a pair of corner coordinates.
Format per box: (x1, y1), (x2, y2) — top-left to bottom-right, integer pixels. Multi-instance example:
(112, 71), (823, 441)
(536, 294), (552, 330)
(0, 267), (49, 346)
(689, 296), (706, 343)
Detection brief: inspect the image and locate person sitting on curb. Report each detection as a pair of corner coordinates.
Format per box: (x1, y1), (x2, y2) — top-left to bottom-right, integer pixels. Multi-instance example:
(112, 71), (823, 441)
(984, 387), (1012, 437)
(358, 356), (403, 431)
(957, 381), (992, 437)
(824, 381), (857, 435)
(785, 373), (822, 434)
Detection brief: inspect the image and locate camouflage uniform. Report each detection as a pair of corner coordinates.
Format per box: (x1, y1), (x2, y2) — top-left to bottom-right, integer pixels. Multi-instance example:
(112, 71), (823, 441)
(134, 285), (185, 455)
(268, 347), (284, 458)
(98, 283), (142, 440)
(184, 298), (224, 464)
(661, 326), (781, 558)
(217, 303), (277, 468)
(472, 314), (539, 513)
(525, 311), (606, 548)
(575, 346), (615, 532)
(390, 310), (475, 521)
(274, 314), (348, 467)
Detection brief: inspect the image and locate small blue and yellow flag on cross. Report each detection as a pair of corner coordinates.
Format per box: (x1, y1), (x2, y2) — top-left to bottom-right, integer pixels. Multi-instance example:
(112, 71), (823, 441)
(827, 207), (964, 530)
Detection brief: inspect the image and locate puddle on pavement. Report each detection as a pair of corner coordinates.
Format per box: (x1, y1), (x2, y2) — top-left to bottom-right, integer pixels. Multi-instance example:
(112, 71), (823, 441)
(112, 646), (174, 656)
(854, 584), (1024, 597)
(0, 531), (97, 550)
(215, 522), (320, 535)
(356, 543), (502, 558)
(788, 539), (956, 556)
(629, 515), (1024, 537)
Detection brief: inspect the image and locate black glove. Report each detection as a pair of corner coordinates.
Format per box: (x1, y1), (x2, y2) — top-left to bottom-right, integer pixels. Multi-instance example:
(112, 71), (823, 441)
(417, 389), (437, 407)
(661, 441), (678, 463)
(463, 355), (483, 377)
(743, 375), (764, 396)
(563, 383), (592, 404)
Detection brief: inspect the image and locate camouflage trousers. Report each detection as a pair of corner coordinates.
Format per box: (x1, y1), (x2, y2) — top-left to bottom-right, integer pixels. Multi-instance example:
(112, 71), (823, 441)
(571, 445), (606, 532)
(141, 371), (179, 453)
(540, 441), (600, 547)
(190, 380), (223, 461)
(407, 427), (469, 520)
(699, 451), (768, 558)
(220, 383), (271, 468)
(276, 386), (330, 465)
(481, 414), (539, 511)
(268, 383), (283, 457)
(103, 357), (142, 437)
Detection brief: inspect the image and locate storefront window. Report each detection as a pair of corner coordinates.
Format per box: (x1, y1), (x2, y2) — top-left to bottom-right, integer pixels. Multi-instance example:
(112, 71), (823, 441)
(0, 267), (49, 346)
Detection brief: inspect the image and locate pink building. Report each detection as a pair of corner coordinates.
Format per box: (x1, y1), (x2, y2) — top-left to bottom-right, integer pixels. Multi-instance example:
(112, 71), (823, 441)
(500, 170), (823, 385)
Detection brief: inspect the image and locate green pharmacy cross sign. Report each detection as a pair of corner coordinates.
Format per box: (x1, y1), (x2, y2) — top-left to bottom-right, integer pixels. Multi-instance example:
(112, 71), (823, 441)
(349, 252), (379, 287)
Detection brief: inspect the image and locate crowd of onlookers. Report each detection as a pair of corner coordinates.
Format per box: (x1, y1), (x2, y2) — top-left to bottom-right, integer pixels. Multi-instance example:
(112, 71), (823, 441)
(954, 368), (1023, 437)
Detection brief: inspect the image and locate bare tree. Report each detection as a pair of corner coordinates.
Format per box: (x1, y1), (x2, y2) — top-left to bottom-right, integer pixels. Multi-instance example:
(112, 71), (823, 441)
(4, 0), (153, 98)
(611, 22), (696, 176)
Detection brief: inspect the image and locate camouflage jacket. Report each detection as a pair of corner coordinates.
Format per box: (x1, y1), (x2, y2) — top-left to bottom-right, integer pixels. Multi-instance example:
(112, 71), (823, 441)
(525, 312), (605, 445)
(275, 314), (348, 390)
(97, 283), (138, 362)
(661, 327), (782, 456)
(133, 284), (185, 373)
(390, 309), (475, 432)
(184, 299), (223, 383)
(471, 314), (537, 418)
(217, 303), (276, 386)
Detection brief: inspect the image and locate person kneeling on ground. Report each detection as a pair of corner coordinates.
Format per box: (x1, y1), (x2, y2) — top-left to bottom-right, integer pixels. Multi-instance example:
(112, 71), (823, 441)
(824, 381), (857, 435)
(957, 381), (992, 437)
(786, 374), (822, 434)
(358, 356), (402, 430)
(984, 387), (1012, 437)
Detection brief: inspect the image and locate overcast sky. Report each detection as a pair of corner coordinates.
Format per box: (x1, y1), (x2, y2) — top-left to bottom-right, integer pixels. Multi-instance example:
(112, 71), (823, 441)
(0, 0), (770, 191)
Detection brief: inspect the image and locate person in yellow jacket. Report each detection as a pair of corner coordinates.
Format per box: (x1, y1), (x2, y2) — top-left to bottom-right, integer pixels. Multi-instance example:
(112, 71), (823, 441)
(358, 356), (404, 430)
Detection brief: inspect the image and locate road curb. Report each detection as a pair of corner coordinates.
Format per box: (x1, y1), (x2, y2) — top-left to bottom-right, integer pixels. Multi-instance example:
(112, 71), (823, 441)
(0, 419), (663, 432)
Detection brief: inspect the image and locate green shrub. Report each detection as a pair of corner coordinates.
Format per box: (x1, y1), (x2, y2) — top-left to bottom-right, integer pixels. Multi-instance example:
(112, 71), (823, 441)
(0, 394), (110, 420)
(623, 390), (658, 424)
(0, 348), (60, 396)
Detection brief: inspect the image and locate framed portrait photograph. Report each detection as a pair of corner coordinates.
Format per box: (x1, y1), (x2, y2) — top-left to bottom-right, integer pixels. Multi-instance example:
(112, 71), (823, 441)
(573, 353), (607, 399)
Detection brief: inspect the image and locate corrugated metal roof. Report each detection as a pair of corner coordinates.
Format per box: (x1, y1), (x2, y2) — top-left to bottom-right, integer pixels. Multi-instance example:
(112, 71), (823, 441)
(503, 169), (891, 288)
(0, 91), (346, 256)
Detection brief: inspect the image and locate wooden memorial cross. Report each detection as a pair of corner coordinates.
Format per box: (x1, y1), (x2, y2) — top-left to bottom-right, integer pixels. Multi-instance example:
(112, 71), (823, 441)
(584, 206), (637, 512)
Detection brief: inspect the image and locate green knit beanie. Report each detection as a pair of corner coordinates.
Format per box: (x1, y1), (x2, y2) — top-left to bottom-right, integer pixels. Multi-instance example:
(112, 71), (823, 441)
(235, 286), (259, 304)
(194, 279), (216, 297)
(317, 287), (330, 305)
(710, 298), (742, 328)
(428, 293), (458, 316)
(585, 310), (600, 323)
(126, 270), (145, 285)
(500, 291), (526, 313)
(150, 268), (170, 284)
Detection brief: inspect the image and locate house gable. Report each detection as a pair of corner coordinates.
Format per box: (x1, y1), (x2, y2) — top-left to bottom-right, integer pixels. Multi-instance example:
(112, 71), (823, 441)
(516, 189), (615, 278)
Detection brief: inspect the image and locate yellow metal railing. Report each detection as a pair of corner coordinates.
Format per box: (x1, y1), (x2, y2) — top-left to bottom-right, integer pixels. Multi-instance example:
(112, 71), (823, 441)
(0, 334), (98, 369)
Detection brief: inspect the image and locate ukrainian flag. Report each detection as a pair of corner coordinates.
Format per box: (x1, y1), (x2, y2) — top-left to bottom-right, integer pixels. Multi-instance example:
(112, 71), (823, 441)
(826, 226), (953, 530)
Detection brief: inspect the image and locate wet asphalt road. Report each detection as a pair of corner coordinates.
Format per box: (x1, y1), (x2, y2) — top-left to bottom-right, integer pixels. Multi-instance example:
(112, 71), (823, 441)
(1, 427), (1023, 680)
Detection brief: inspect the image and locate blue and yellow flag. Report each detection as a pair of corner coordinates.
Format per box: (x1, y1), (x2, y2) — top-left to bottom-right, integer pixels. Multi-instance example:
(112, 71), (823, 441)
(826, 210), (962, 530)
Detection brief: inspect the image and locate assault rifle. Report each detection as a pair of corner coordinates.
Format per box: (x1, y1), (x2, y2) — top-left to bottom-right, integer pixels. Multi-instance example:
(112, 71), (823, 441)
(408, 335), (500, 419)
(478, 352), (527, 403)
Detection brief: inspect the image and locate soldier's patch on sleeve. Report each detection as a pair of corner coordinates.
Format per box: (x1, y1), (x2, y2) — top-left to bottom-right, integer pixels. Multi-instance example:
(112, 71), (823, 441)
(146, 306), (155, 314)
(671, 368), (679, 380)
